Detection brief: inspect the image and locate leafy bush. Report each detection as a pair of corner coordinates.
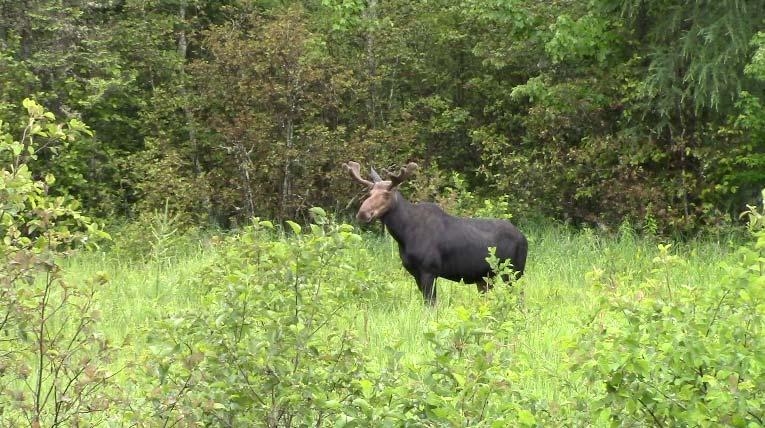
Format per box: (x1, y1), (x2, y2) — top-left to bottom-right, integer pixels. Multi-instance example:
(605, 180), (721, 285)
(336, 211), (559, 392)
(0, 99), (114, 426)
(129, 209), (389, 426)
(437, 172), (516, 220)
(337, 304), (528, 426)
(335, 259), (589, 427)
(573, 190), (765, 426)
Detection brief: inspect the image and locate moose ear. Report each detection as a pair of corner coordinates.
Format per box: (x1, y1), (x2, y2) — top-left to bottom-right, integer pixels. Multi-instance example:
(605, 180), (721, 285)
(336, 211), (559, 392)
(369, 167), (383, 183)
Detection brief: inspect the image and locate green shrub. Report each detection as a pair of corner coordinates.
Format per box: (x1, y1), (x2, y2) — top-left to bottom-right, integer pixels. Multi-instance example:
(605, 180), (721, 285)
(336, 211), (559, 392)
(130, 209), (387, 426)
(437, 172), (516, 221)
(0, 99), (115, 426)
(572, 190), (765, 426)
(332, 256), (585, 427)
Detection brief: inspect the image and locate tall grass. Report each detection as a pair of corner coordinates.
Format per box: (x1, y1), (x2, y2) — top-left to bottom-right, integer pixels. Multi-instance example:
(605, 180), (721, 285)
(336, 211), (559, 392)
(63, 221), (739, 408)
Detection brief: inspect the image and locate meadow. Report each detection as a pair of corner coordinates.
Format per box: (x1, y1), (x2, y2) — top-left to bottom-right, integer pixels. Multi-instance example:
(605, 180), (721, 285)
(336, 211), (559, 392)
(49, 217), (755, 427)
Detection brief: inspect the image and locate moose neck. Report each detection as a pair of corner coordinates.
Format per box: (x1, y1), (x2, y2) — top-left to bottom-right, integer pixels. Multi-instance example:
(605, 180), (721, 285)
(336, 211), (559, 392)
(379, 191), (415, 246)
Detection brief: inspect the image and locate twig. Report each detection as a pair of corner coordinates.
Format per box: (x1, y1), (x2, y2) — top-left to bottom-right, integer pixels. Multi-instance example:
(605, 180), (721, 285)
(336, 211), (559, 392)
(637, 397), (663, 428)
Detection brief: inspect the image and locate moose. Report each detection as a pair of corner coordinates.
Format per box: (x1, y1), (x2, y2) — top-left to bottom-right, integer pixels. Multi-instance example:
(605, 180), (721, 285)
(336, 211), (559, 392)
(344, 161), (528, 304)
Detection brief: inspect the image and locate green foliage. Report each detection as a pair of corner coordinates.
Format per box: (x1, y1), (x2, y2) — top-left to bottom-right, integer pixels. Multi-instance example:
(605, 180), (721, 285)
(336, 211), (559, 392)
(601, 0), (764, 117)
(746, 32), (765, 80)
(546, 14), (619, 65)
(437, 172), (516, 220)
(699, 28), (765, 221)
(4, 0), (764, 230)
(187, 6), (366, 221)
(333, 253), (580, 427)
(0, 0), (138, 216)
(701, 91), (765, 217)
(119, 211), (603, 427)
(338, 301), (538, 427)
(127, 211), (389, 426)
(572, 191), (765, 426)
(0, 99), (115, 425)
(319, 0), (366, 32)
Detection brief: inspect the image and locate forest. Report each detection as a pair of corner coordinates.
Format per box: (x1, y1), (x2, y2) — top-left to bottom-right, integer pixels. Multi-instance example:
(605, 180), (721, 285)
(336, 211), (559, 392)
(1, 0), (765, 426)
(1, 0), (764, 230)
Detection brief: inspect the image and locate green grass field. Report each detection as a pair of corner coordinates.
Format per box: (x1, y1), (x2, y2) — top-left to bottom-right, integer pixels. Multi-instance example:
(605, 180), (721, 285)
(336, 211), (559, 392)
(61, 221), (741, 421)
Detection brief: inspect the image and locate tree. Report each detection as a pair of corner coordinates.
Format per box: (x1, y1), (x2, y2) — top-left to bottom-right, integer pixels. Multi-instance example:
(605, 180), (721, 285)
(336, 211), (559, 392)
(191, 6), (359, 221)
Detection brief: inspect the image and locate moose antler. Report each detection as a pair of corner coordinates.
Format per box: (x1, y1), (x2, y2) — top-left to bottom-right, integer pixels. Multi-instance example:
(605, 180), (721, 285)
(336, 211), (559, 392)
(343, 161), (374, 188)
(386, 162), (418, 189)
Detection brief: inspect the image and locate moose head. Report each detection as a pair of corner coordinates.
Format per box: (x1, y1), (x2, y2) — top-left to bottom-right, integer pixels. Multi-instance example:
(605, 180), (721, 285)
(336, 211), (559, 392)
(343, 161), (418, 223)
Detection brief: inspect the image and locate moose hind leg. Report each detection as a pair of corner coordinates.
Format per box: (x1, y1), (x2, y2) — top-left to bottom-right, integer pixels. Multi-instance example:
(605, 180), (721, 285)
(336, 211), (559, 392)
(417, 272), (437, 305)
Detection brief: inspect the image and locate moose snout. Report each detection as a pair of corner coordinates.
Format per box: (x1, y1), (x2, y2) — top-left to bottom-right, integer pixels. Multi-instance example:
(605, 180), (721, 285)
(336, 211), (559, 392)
(356, 210), (373, 223)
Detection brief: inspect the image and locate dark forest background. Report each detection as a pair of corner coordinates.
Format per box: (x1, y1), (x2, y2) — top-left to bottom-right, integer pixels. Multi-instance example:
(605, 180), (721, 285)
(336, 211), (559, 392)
(2, 0), (764, 233)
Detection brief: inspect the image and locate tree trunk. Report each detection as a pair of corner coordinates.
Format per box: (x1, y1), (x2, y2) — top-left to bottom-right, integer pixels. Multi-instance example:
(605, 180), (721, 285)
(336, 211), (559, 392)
(178, 0), (214, 223)
(281, 115), (294, 220)
(237, 142), (256, 219)
(364, 0), (378, 128)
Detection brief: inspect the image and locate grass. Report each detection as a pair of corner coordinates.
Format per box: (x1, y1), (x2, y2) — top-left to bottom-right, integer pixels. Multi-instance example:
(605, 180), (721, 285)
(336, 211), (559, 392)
(62, 221), (741, 411)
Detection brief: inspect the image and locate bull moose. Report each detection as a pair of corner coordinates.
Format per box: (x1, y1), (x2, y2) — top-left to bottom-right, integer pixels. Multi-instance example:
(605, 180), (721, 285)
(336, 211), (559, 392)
(344, 161), (528, 304)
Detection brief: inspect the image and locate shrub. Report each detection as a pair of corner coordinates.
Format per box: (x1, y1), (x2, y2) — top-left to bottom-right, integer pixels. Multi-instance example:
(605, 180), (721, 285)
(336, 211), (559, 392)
(0, 99), (115, 426)
(573, 190), (765, 426)
(131, 209), (386, 426)
(333, 256), (583, 427)
(437, 172), (516, 221)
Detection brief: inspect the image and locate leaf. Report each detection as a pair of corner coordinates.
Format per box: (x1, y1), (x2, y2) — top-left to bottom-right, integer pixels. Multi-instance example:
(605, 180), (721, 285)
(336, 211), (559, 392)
(453, 372), (465, 386)
(358, 378), (373, 398)
(310, 224), (322, 235)
(11, 142), (22, 156)
(309, 206), (326, 218)
(286, 220), (302, 235)
(517, 409), (536, 426)
(68, 118), (93, 136)
(324, 399), (342, 409)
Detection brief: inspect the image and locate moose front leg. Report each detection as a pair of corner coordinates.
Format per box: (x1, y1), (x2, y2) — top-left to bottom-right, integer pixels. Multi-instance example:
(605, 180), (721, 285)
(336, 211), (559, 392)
(416, 272), (436, 305)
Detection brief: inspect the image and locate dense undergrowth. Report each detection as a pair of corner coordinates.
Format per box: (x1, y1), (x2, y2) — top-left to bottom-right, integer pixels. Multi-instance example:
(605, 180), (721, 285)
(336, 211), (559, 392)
(2, 101), (765, 426)
(6, 211), (760, 426)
